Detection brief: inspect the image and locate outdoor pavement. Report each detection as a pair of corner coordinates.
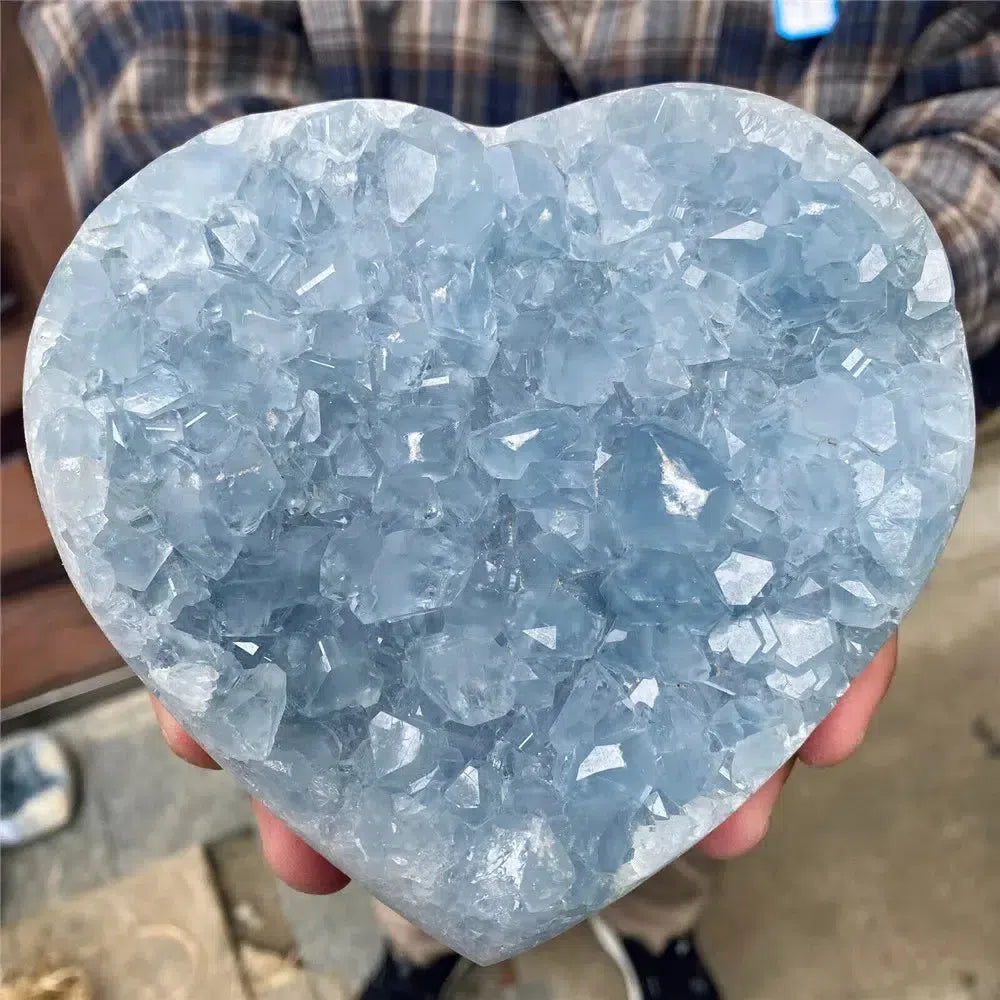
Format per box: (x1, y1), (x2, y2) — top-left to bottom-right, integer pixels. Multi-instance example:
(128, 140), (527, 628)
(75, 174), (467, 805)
(2, 425), (998, 1000)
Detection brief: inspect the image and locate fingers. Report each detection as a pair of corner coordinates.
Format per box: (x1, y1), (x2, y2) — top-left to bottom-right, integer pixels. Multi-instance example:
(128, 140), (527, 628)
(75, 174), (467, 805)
(252, 800), (351, 894)
(699, 635), (896, 858)
(698, 759), (795, 859)
(698, 636), (898, 859)
(798, 633), (898, 768)
(149, 697), (347, 894)
(149, 696), (221, 769)
(149, 638), (896, 886)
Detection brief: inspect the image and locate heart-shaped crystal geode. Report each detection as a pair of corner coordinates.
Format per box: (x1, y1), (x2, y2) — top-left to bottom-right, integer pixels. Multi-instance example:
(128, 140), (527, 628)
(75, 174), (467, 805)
(24, 84), (974, 962)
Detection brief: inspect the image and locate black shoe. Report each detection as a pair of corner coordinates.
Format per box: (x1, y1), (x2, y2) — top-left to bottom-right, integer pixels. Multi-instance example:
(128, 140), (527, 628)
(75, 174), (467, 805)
(622, 934), (721, 1000)
(359, 950), (462, 999)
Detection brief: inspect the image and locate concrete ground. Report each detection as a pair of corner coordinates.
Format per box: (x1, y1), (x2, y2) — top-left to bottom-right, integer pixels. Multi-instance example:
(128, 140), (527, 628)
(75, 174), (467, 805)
(3, 425), (998, 1000)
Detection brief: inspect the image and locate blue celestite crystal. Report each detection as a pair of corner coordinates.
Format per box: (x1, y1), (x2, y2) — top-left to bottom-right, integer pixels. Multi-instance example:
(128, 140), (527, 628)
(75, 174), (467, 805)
(24, 85), (975, 962)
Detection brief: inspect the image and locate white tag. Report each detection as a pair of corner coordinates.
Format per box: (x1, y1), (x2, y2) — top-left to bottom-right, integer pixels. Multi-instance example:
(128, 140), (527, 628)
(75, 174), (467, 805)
(774, 0), (839, 40)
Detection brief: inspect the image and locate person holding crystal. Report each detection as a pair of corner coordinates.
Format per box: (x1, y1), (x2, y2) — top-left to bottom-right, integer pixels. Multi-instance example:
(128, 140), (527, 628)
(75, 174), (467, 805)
(22, 1), (997, 997)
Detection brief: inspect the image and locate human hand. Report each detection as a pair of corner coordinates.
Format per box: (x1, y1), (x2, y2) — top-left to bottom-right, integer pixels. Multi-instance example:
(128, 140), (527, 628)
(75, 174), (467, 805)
(697, 633), (898, 858)
(151, 633), (897, 891)
(149, 696), (350, 894)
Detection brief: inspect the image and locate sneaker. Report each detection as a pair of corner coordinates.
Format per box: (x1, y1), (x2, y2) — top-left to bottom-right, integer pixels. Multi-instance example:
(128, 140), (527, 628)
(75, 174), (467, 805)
(358, 930), (719, 1000)
(0, 732), (75, 847)
(359, 950), (463, 999)
(622, 934), (721, 1000)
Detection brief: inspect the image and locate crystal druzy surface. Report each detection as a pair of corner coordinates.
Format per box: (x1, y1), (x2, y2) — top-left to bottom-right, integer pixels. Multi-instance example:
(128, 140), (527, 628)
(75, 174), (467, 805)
(25, 85), (974, 961)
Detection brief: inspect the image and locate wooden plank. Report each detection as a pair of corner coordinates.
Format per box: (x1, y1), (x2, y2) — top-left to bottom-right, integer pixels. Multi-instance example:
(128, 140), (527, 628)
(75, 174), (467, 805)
(1, 2), (76, 306)
(1, 581), (120, 706)
(0, 8), (122, 708)
(2, 847), (250, 1000)
(1, 456), (55, 573)
(2, 311), (30, 413)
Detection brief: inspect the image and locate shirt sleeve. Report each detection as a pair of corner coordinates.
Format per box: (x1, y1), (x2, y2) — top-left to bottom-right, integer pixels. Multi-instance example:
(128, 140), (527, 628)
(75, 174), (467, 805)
(19, 0), (322, 216)
(863, 11), (1000, 361)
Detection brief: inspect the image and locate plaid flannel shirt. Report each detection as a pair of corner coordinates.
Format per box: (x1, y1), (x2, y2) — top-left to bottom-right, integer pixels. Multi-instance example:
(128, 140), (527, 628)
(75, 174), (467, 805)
(21, 0), (1000, 360)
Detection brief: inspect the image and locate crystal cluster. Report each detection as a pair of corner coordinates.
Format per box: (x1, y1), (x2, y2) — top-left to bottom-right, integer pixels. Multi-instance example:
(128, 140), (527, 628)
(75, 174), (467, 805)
(25, 85), (974, 961)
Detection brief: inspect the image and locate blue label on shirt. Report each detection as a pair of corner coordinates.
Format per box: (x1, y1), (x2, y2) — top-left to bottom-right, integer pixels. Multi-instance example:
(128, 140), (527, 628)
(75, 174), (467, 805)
(774, 0), (839, 40)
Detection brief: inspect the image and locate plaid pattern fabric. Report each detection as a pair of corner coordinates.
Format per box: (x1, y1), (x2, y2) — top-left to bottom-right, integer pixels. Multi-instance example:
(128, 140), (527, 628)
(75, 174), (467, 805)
(21, 0), (1000, 358)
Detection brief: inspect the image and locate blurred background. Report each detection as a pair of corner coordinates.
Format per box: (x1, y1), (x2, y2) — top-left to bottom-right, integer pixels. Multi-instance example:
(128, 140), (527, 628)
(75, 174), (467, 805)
(1, 3), (998, 998)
